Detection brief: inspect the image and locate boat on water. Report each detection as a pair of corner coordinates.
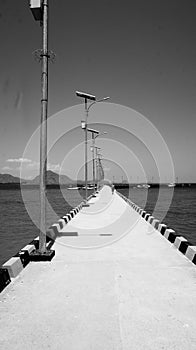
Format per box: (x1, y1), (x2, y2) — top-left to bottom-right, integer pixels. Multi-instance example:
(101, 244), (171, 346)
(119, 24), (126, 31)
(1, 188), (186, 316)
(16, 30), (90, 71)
(79, 184), (95, 190)
(137, 184), (150, 189)
(142, 184), (150, 188)
(67, 186), (79, 190)
(168, 183), (176, 187)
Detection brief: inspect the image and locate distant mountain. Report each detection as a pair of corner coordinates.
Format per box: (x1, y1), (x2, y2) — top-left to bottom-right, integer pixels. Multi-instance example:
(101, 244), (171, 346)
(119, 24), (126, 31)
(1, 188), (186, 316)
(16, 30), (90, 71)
(26, 170), (75, 185)
(0, 171), (75, 185)
(0, 173), (21, 183)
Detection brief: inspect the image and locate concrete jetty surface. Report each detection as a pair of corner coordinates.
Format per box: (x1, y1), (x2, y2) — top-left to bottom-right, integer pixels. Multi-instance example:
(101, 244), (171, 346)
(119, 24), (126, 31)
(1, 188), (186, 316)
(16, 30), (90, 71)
(0, 185), (196, 349)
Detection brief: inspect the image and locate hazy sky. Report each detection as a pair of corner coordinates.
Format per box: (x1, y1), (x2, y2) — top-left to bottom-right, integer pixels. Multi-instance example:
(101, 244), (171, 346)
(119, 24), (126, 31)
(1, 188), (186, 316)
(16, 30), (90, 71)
(0, 0), (196, 182)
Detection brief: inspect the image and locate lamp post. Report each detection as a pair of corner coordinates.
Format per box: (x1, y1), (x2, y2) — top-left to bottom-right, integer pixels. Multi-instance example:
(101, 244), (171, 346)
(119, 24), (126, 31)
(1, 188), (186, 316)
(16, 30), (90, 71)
(93, 146), (101, 190)
(81, 125), (99, 192)
(97, 152), (104, 190)
(29, 1), (54, 259)
(76, 91), (109, 201)
(91, 132), (107, 192)
(86, 128), (99, 192)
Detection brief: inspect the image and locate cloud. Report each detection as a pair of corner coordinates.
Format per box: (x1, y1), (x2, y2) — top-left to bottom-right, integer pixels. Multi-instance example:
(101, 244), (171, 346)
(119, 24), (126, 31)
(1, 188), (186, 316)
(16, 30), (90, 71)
(2, 166), (12, 171)
(48, 163), (61, 172)
(26, 161), (39, 169)
(22, 160), (60, 173)
(7, 158), (32, 163)
(5, 157), (61, 174)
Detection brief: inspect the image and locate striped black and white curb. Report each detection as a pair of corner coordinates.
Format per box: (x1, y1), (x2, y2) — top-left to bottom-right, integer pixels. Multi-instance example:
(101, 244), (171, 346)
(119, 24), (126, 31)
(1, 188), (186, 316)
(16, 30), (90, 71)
(117, 191), (196, 266)
(0, 196), (91, 294)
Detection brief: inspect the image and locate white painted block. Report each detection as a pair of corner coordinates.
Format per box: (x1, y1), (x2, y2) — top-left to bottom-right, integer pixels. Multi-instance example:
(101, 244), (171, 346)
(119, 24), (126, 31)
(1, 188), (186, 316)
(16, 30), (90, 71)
(148, 216), (154, 223)
(52, 223), (61, 233)
(185, 246), (196, 261)
(21, 244), (35, 254)
(3, 257), (23, 278)
(63, 216), (69, 222)
(58, 219), (65, 229)
(164, 229), (175, 240)
(152, 219), (159, 228)
(30, 0), (42, 7)
(158, 224), (167, 232)
(174, 236), (187, 249)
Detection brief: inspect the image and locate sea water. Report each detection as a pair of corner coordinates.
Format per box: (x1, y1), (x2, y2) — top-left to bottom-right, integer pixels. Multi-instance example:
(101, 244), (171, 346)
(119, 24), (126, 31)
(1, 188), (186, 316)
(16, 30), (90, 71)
(0, 186), (196, 266)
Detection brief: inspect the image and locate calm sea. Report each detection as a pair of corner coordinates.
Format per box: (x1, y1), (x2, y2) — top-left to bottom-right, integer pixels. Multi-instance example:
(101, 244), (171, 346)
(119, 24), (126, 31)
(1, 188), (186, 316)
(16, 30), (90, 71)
(0, 186), (196, 266)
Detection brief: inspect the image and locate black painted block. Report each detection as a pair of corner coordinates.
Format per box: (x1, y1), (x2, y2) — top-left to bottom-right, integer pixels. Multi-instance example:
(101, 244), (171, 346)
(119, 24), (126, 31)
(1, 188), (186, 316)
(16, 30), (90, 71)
(29, 249), (55, 262)
(179, 241), (193, 254)
(160, 225), (167, 235)
(168, 232), (181, 243)
(154, 221), (160, 229)
(145, 214), (150, 221)
(63, 216), (69, 223)
(30, 239), (39, 250)
(58, 220), (64, 229)
(192, 254), (196, 265)
(0, 268), (11, 293)
(14, 250), (30, 267)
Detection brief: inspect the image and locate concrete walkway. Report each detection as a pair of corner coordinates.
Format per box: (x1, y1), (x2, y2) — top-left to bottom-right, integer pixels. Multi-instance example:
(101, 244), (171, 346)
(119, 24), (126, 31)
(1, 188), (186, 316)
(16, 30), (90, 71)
(0, 185), (196, 349)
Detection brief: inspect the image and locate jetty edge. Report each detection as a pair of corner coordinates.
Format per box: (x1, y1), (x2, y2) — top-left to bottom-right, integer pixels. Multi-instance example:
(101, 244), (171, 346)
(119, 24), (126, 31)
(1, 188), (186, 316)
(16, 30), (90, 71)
(0, 191), (94, 292)
(117, 191), (196, 265)
(0, 185), (196, 349)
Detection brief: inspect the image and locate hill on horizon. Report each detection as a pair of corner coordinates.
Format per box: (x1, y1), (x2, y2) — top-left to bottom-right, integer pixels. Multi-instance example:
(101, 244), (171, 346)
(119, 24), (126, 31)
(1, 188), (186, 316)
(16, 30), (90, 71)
(28, 170), (75, 185)
(0, 173), (21, 183)
(0, 170), (76, 185)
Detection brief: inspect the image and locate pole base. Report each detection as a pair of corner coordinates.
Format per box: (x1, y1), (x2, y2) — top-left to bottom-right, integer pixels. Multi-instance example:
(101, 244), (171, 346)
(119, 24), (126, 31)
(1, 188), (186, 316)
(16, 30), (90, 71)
(30, 249), (55, 262)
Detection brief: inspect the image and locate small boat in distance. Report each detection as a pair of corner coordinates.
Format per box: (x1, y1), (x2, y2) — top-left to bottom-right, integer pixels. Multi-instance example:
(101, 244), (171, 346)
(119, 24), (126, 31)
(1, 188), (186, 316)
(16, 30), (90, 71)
(142, 184), (150, 188)
(168, 183), (176, 187)
(137, 184), (150, 189)
(68, 186), (79, 190)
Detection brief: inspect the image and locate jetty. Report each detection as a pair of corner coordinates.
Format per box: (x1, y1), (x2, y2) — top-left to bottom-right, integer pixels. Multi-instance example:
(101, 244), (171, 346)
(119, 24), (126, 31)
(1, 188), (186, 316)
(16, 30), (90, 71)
(0, 185), (196, 349)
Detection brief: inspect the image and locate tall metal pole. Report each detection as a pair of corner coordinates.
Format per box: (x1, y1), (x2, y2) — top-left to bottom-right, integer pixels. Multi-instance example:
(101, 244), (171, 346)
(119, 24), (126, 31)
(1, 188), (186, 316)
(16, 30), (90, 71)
(95, 147), (98, 190)
(39, 0), (48, 253)
(92, 133), (95, 192)
(85, 98), (88, 201)
(76, 91), (109, 198)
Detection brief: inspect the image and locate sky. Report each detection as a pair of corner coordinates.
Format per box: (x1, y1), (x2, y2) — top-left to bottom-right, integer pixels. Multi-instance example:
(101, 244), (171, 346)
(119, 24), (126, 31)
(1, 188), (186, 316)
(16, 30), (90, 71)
(0, 0), (196, 182)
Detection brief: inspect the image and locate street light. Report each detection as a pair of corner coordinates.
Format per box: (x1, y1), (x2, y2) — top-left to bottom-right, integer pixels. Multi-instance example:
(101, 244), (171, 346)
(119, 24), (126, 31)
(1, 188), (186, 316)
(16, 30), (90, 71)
(76, 91), (110, 200)
(86, 128), (100, 192)
(97, 152), (104, 190)
(81, 124), (99, 191)
(91, 132), (107, 191)
(29, 0), (54, 260)
(92, 146), (101, 190)
(29, 0), (43, 21)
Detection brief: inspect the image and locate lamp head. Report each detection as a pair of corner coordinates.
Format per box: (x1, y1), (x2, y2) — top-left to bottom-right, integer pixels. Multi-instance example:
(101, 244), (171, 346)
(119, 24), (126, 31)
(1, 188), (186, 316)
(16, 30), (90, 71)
(76, 91), (96, 101)
(81, 120), (86, 129)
